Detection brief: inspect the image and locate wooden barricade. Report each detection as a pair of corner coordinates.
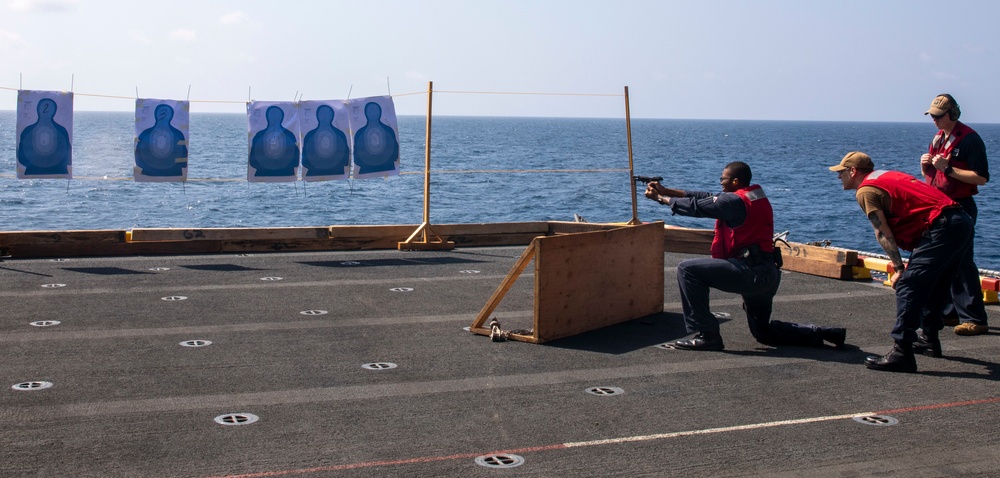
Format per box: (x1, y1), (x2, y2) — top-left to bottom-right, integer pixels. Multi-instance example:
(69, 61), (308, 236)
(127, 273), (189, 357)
(469, 222), (665, 344)
(777, 242), (857, 280)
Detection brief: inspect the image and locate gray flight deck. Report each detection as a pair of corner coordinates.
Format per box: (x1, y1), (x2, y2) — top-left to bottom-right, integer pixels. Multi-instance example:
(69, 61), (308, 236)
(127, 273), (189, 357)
(1, 247), (999, 477)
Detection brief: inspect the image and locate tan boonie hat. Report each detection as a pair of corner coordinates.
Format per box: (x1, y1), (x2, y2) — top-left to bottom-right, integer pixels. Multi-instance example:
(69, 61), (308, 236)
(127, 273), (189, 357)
(925, 94), (955, 116)
(829, 151), (874, 172)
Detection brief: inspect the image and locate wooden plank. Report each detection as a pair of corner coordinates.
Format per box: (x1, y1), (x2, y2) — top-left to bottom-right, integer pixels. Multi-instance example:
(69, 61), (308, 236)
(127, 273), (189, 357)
(779, 242), (856, 265)
(663, 226), (713, 254)
(398, 241), (456, 251)
(0, 230), (125, 245)
(328, 237), (404, 250)
(219, 239), (340, 253)
(444, 233), (544, 247)
(130, 227), (331, 242)
(5, 241), (221, 258)
(0, 221), (703, 259)
(780, 254), (854, 279)
(328, 225), (418, 238)
(470, 240), (538, 331)
(437, 222), (550, 235)
(546, 221), (620, 235)
(330, 222), (549, 239)
(533, 222), (664, 343)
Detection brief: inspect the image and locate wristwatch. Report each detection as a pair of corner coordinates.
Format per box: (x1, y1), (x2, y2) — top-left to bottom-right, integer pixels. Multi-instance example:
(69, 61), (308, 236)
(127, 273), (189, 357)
(944, 165), (955, 176)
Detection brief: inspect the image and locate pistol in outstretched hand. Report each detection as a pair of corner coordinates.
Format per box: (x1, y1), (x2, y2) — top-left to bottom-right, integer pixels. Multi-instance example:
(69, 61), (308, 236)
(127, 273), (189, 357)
(633, 175), (663, 185)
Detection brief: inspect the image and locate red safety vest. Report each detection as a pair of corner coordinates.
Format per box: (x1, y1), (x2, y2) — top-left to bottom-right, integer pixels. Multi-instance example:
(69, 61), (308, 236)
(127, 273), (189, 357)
(926, 122), (979, 199)
(861, 170), (957, 251)
(711, 185), (774, 259)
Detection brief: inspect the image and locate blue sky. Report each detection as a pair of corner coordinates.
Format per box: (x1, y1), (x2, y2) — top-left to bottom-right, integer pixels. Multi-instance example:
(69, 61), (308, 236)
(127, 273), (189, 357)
(1, 0), (998, 122)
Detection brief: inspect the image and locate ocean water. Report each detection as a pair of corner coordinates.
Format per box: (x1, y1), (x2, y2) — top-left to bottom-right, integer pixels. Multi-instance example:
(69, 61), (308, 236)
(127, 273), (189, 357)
(1, 112), (998, 271)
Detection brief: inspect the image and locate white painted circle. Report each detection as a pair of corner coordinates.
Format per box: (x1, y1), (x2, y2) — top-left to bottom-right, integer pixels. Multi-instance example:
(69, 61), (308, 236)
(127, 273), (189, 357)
(390, 287), (414, 292)
(300, 310), (328, 316)
(180, 340), (212, 347)
(459, 270), (481, 274)
(30, 320), (61, 327)
(40, 283), (66, 288)
(585, 386), (625, 396)
(161, 296), (188, 301)
(148, 267), (170, 271)
(12, 381), (53, 391)
(214, 413), (259, 426)
(362, 362), (398, 370)
(260, 277), (283, 281)
(853, 415), (899, 426)
(475, 454), (525, 469)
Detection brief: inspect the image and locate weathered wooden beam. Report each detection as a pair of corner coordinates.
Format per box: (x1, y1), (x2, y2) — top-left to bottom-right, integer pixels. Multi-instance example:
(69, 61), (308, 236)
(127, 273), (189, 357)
(780, 254), (855, 279)
(663, 226), (713, 255)
(131, 227), (331, 242)
(0, 230), (125, 245)
(4, 241), (221, 258)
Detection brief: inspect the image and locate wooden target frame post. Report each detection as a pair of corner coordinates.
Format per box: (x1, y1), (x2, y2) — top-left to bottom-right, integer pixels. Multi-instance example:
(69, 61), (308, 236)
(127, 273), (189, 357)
(399, 81), (455, 251)
(469, 222), (665, 343)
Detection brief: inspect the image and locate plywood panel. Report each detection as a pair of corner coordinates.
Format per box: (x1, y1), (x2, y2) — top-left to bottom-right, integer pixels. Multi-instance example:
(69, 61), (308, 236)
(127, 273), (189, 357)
(533, 222), (664, 342)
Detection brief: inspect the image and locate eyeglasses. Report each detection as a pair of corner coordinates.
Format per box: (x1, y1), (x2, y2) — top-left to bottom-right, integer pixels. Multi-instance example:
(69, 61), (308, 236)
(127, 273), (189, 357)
(837, 167), (856, 177)
(930, 113), (945, 120)
(719, 177), (733, 182)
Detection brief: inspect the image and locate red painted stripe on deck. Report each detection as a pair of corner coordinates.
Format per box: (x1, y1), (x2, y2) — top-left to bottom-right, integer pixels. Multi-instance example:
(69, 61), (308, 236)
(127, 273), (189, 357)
(204, 444), (567, 478)
(876, 396), (1000, 415)
(205, 396), (1000, 478)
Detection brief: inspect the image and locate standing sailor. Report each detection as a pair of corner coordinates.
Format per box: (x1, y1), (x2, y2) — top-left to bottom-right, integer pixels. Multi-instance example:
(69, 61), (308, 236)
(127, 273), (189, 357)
(919, 94), (990, 335)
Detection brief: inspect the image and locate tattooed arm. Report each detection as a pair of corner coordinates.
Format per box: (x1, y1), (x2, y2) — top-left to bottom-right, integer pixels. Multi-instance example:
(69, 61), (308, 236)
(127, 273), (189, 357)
(867, 210), (905, 288)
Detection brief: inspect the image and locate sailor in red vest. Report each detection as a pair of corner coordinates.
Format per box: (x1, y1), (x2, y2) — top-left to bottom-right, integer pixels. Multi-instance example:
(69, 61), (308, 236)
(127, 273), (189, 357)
(920, 94), (990, 335)
(831, 152), (984, 373)
(645, 161), (846, 351)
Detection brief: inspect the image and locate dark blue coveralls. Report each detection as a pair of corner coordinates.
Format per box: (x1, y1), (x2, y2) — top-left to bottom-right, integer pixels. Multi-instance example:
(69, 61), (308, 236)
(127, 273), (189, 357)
(895, 207), (981, 343)
(668, 190), (828, 347)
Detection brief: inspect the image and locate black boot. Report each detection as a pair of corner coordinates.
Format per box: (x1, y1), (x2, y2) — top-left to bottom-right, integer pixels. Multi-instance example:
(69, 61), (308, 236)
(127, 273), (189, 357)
(864, 343), (917, 373)
(821, 327), (847, 348)
(671, 331), (724, 351)
(912, 330), (942, 358)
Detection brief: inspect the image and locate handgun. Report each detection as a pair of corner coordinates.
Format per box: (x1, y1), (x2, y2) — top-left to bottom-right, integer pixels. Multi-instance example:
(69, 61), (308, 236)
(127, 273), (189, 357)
(633, 175), (663, 185)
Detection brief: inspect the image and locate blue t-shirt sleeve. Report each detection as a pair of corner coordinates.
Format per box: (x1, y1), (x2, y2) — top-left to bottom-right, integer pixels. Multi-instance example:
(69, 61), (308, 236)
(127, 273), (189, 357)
(668, 191), (747, 227)
(958, 132), (990, 181)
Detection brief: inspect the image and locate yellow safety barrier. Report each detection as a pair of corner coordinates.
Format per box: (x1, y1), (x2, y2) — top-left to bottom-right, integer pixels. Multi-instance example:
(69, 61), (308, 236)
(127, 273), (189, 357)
(855, 256), (999, 304)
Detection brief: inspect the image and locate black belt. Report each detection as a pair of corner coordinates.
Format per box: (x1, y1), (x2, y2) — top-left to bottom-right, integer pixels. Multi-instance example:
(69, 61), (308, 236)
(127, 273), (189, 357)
(931, 206), (964, 228)
(734, 245), (773, 266)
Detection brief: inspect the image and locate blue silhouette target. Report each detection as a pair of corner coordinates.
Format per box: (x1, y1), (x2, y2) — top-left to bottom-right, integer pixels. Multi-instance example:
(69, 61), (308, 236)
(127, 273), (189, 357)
(134, 99), (189, 181)
(300, 101), (350, 180)
(247, 102), (300, 182)
(349, 96), (399, 178)
(16, 90), (73, 179)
